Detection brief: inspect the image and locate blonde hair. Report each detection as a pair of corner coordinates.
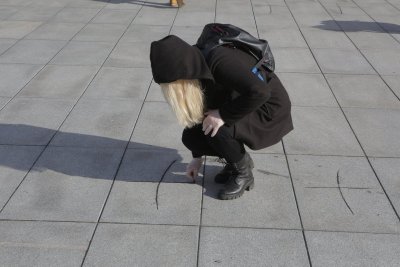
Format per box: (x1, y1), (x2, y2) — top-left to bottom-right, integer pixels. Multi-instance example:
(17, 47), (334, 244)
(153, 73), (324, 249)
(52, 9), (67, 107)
(160, 79), (205, 128)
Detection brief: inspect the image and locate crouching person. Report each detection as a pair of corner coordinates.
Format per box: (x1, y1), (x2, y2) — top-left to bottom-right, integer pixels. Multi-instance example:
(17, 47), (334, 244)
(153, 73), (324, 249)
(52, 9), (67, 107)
(150, 35), (293, 200)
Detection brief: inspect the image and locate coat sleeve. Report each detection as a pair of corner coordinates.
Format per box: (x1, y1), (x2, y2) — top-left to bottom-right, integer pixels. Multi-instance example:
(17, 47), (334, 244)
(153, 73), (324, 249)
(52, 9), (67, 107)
(209, 48), (272, 126)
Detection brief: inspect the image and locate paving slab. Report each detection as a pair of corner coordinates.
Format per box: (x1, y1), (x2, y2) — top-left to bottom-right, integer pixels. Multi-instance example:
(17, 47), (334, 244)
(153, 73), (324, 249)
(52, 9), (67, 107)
(286, 1), (328, 15)
(50, 99), (141, 148)
(27, 0), (69, 8)
(283, 106), (364, 156)
(83, 67), (152, 100)
(216, 13), (257, 30)
(199, 227), (309, 267)
(0, 146), (124, 221)
(24, 22), (85, 41)
(259, 28), (308, 48)
(202, 154), (301, 229)
(178, 0), (215, 11)
(51, 7), (100, 23)
(389, 0), (400, 9)
(0, 39), (66, 64)
(343, 107), (400, 157)
(92, 8), (139, 25)
(0, 145), (43, 209)
(130, 101), (187, 151)
(0, 38), (17, 54)
(346, 31), (400, 50)
(358, 3), (400, 17)
(0, 6), (19, 20)
(0, 221), (95, 267)
(374, 16), (400, 34)
(0, 97), (9, 109)
(216, 17), (257, 37)
(115, 148), (185, 183)
(0, 0), (31, 6)
(312, 48), (376, 74)
(250, 141), (285, 154)
(145, 80), (165, 102)
(306, 231), (400, 267)
(120, 24), (170, 43)
(216, 0), (254, 15)
(370, 157), (400, 214)
(83, 223), (198, 267)
(73, 23), (126, 42)
(323, 4), (365, 18)
(0, 98), (74, 145)
(300, 27), (356, 49)
(252, 0), (286, 6)
(254, 5), (298, 30)
(7, 6), (62, 21)
(361, 49), (400, 75)
(133, 6), (177, 26)
(295, 13), (340, 29)
(287, 155), (381, 188)
(273, 47), (320, 73)
(0, 0), (399, 265)
(175, 11), (215, 27)
(382, 75), (400, 99)
(101, 150), (202, 225)
(278, 72), (338, 107)
(105, 0), (144, 10)
(18, 65), (99, 99)
(392, 32), (400, 42)
(288, 154), (400, 233)
(334, 17), (382, 32)
(0, 63), (43, 97)
(67, 0), (107, 9)
(105, 41), (150, 68)
(325, 74), (400, 109)
(170, 26), (203, 44)
(50, 41), (114, 66)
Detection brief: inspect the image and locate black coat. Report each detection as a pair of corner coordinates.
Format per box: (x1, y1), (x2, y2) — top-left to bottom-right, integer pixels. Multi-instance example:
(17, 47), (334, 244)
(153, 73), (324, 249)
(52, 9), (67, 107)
(150, 35), (293, 150)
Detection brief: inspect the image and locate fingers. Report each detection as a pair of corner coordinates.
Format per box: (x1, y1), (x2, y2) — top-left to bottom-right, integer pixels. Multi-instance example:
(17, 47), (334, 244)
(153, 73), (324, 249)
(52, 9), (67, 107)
(202, 123), (208, 132)
(202, 117), (209, 131)
(211, 125), (220, 137)
(186, 169), (192, 179)
(204, 124), (212, 135)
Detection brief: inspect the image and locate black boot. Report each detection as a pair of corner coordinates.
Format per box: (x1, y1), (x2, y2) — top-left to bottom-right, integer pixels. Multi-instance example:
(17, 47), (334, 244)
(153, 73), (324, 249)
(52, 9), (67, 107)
(218, 153), (255, 200)
(214, 161), (234, 184)
(214, 156), (254, 184)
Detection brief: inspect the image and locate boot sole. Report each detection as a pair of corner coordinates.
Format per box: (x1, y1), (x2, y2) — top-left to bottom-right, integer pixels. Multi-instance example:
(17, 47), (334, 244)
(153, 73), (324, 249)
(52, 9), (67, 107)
(218, 180), (254, 200)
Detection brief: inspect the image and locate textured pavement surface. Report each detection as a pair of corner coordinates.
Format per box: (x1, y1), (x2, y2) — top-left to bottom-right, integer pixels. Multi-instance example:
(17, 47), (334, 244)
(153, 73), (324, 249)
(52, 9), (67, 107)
(0, 0), (400, 266)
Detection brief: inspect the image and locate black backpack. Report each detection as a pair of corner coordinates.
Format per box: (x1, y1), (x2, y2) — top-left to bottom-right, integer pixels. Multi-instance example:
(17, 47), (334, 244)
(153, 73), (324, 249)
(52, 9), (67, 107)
(196, 23), (275, 81)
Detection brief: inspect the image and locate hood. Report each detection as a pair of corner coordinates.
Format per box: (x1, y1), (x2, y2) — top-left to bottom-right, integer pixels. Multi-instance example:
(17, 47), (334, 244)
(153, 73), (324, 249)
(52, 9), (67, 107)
(150, 35), (214, 84)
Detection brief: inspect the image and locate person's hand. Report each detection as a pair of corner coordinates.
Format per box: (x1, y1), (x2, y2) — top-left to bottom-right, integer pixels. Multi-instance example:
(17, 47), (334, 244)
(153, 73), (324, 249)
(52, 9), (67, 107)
(202, 109), (225, 137)
(186, 157), (203, 182)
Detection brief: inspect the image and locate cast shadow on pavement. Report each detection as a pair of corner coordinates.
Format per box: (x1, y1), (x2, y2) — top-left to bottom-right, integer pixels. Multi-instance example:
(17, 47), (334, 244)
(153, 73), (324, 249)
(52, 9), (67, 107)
(315, 20), (400, 33)
(92, 0), (175, 8)
(0, 123), (228, 199)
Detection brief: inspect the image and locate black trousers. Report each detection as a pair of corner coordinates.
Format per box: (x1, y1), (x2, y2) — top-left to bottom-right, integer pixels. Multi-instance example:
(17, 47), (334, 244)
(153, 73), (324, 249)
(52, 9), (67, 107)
(181, 124), (245, 163)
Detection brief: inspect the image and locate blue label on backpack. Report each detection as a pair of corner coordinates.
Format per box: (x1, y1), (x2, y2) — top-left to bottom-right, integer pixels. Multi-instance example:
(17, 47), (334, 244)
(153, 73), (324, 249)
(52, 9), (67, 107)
(252, 67), (264, 81)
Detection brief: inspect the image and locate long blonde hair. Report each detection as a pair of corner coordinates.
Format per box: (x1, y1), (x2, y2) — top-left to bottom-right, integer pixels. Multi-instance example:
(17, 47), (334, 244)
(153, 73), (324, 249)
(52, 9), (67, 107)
(160, 79), (205, 128)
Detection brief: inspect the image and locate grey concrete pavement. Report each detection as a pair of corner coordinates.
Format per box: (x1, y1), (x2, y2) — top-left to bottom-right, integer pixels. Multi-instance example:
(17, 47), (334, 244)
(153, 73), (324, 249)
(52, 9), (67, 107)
(0, 0), (399, 266)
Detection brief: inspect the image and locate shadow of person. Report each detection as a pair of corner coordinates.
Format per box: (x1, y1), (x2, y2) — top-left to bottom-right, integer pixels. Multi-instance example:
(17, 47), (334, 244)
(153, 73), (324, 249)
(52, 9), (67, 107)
(91, 0), (176, 9)
(0, 123), (221, 199)
(314, 20), (400, 34)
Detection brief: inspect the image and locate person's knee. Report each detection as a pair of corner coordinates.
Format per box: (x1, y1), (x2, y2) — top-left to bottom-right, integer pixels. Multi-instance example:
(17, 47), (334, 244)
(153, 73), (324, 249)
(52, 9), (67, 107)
(182, 127), (199, 150)
(205, 126), (232, 143)
(181, 129), (192, 148)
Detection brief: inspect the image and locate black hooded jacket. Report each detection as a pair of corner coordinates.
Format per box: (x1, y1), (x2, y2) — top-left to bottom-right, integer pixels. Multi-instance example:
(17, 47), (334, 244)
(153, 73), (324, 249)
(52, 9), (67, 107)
(150, 35), (293, 150)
